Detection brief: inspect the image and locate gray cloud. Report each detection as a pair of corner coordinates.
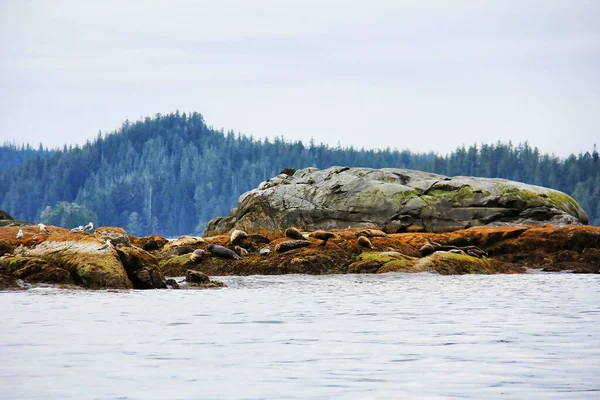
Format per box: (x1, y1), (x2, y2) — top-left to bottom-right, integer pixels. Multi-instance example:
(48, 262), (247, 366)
(1, 0), (598, 156)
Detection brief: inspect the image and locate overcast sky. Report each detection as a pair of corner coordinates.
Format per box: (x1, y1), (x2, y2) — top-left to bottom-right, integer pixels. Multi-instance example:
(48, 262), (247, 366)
(0, 0), (598, 157)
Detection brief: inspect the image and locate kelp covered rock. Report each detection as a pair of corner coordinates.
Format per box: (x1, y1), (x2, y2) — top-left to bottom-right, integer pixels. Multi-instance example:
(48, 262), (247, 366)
(116, 246), (167, 289)
(159, 225), (600, 276)
(0, 225), (169, 290)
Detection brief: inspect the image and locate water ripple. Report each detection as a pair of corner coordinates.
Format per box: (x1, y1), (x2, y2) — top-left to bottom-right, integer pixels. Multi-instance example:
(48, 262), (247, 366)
(0, 273), (598, 399)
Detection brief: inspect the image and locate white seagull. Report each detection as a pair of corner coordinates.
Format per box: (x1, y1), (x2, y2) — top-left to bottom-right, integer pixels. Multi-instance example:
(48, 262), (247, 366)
(83, 222), (94, 232)
(16, 229), (24, 240)
(70, 225), (84, 233)
(98, 239), (111, 251)
(38, 223), (50, 234)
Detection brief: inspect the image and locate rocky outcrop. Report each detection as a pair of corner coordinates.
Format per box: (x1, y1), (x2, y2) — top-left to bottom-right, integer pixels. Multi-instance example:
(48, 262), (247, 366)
(204, 167), (588, 235)
(116, 246), (166, 289)
(349, 250), (518, 275)
(3, 223), (598, 289)
(1, 256), (77, 285)
(17, 238), (134, 289)
(95, 227), (131, 247)
(0, 210), (14, 221)
(0, 225), (167, 290)
(159, 225), (600, 276)
(185, 270), (226, 288)
(129, 235), (169, 251)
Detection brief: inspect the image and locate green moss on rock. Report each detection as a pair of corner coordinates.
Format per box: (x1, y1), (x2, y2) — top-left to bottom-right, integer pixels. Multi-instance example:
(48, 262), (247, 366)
(391, 189), (419, 206)
(359, 251), (407, 264)
(1, 256), (74, 285)
(420, 252), (494, 275)
(159, 255), (197, 276)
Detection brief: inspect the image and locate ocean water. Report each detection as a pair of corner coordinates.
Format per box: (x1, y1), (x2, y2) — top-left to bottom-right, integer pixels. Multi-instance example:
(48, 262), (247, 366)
(0, 272), (599, 399)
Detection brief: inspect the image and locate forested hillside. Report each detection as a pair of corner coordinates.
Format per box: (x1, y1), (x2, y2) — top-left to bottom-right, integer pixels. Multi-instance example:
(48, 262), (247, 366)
(0, 143), (53, 171)
(1, 111), (598, 236)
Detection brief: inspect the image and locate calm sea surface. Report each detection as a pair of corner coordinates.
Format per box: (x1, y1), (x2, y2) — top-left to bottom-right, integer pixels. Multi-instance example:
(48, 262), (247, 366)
(1, 272), (599, 400)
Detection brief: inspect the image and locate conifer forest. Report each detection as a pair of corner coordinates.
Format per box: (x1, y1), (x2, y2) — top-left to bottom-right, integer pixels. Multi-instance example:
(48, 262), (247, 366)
(1, 112), (598, 236)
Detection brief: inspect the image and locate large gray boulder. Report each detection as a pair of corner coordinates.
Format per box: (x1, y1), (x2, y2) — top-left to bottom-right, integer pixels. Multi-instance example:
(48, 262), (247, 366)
(204, 166), (589, 234)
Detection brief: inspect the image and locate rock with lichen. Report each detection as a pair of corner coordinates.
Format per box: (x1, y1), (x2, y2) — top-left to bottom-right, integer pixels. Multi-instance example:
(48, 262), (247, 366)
(204, 166), (588, 235)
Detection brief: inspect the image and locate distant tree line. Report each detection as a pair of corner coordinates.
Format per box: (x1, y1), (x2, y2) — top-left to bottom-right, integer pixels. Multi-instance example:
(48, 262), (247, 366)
(0, 143), (53, 171)
(0, 111), (598, 236)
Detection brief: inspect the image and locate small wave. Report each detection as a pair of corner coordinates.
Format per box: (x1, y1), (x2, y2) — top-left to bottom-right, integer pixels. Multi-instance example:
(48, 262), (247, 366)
(251, 320), (285, 324)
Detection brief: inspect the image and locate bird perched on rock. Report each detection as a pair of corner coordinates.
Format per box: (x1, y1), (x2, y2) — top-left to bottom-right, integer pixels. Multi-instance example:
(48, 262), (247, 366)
(38, 223), (50, 234)
(16, 229), (24, 240)
(206, 244), (241, 260)
(308, 230), (336, 246)
(98, 239), (111, 251)
(285, 227), (305, 240)
(83, 222), (94, 232)
(357, 235), (374, 249)
(70, 225), (84, 233)
(189, 249), (205, 263)
(230, 229), (248, 245)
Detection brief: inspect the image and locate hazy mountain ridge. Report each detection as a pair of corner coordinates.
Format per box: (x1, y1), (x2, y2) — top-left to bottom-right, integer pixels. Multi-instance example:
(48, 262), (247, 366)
(1, 111), (598, 236)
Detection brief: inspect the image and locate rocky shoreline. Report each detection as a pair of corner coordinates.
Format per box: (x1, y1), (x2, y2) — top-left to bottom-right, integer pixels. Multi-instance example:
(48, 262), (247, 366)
(1, 223), (598, 291)
(1, 167), (597, 290)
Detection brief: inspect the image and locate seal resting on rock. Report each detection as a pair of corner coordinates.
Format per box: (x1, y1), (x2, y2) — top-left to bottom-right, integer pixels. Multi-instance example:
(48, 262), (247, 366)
(308, 230), (336, 246)
(285, 227), (305, 240)
(189, 249), (205, 262)
(259, 245), (272, 256)
(206, 244), (241, 260)
(142, 240), (161, 251)
(275, 240), (311, 253)
(234, 245), (248, 257)
(419, 241), (436, 255)
(355, 229), (388, 238)
(460, 246), (488, 258)
(449, 249), (467, 255)
(175, 246), (194, 255)
(249, 234), (270, 244)
(357, 235), (374, 249)
(230, 229), (248, 245)
(419, 241), (488, 258)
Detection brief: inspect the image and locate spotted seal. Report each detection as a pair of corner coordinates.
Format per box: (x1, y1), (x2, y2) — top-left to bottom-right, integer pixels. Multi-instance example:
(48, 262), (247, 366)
(230, 229), (248, 245)
(285, 227), (305, 240)
(275, 240), (311, 253)
(357, 235), (374, 249)
(259, 245), (272, 256)
(189, 249), (205, 262)
(308, 230), (336, 246)
(206, 244), (241, 260)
